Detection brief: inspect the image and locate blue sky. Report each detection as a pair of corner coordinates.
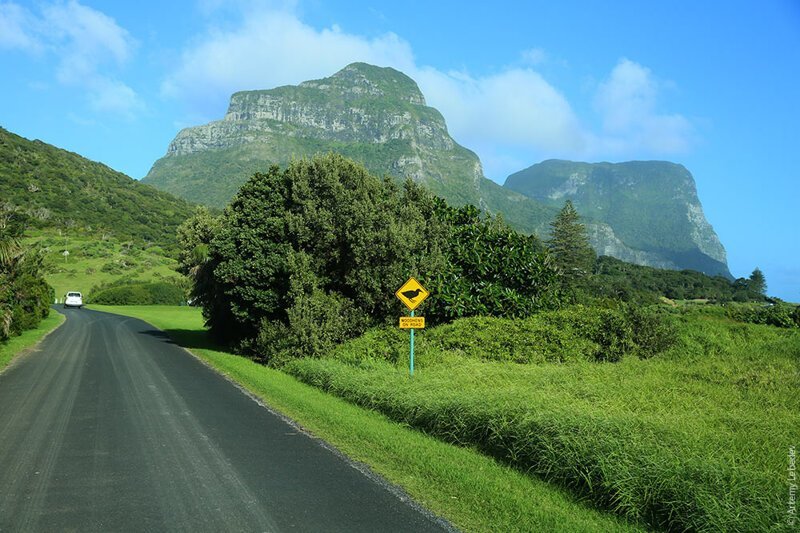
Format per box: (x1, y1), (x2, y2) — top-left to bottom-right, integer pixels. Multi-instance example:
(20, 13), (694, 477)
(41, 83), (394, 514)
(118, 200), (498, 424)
(1, 0), (799, 300)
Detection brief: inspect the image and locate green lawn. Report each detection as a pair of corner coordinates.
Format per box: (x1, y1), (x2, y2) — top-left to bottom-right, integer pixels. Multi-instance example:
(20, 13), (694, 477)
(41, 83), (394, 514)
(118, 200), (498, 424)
(24, 229), (184, 300)
(0, 309), (65, 371)
(90, 305), (641, 532)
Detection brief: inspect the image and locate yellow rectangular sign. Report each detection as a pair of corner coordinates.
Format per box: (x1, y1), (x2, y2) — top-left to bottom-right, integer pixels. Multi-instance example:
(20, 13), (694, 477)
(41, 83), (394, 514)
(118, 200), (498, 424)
(399, 317), (425, 329)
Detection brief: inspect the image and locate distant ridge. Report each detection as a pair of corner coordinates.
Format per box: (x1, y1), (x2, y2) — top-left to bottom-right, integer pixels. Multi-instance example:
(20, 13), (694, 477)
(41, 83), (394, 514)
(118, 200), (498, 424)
(143, 63), (730, 276)
(504, 159), (731, 278)
(0, 126), (194, 248)
(143, 62), (557, 232)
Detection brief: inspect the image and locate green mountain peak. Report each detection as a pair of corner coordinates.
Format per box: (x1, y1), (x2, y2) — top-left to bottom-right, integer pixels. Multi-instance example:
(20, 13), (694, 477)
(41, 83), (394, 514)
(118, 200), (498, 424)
(504, 159), (731, 277)
(142, 63), (730, 277)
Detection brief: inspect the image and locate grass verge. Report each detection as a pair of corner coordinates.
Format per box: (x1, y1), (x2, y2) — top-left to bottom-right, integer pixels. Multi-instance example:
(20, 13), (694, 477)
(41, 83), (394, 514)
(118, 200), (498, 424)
(89, 305), (640, 532)
(285, 312), (799, 532)
(0, 309), (65, 371)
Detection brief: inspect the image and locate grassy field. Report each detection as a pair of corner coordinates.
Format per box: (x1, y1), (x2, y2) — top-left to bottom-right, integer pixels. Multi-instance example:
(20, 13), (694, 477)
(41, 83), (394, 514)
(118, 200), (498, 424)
(0, 309), (65, 371)
(90, 304), (640, 532)
(285, 310), (799, 531)
(24, 228), (184, 299)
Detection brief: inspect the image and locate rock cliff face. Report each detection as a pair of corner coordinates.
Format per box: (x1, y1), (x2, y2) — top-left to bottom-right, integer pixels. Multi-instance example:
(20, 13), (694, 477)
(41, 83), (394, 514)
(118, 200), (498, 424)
(504, 160), (731, 277)
(144, 63), (730, 276)
(144, 63), (501, 209)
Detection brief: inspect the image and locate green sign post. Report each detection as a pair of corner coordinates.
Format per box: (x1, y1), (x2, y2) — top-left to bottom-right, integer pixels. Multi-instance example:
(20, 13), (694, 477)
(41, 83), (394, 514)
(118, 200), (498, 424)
(395, 278), (429, 376)
(410, 310), (416, 375)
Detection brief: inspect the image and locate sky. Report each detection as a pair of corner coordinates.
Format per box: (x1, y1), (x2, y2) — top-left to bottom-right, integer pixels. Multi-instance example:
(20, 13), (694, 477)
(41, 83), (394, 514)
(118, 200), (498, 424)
(1, 0), (799, 301)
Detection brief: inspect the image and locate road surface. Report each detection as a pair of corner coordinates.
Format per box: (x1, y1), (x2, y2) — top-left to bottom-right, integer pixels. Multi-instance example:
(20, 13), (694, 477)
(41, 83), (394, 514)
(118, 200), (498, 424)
(0, 307), (452, 532)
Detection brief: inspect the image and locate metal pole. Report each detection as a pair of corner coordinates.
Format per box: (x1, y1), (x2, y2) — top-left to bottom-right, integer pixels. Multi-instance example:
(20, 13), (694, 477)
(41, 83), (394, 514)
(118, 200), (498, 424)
(410, 310), (415, 376)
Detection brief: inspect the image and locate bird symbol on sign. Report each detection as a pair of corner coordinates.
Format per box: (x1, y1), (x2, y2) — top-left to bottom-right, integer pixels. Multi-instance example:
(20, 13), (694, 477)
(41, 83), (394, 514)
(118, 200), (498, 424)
(401, 288), (423, 302)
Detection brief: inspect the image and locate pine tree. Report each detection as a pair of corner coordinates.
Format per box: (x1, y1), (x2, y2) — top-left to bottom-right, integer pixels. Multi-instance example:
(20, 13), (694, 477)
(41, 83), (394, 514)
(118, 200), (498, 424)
(547, 200), (596, 283)
(748, 267), (767, 295)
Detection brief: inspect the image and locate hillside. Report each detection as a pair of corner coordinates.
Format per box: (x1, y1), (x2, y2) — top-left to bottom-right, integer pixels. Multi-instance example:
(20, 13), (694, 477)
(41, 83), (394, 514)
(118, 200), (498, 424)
(505, 160), (731, 277)
(143, 63), (557, 230)
(0, 126), (195, 249)
(143, 63), (729, 276)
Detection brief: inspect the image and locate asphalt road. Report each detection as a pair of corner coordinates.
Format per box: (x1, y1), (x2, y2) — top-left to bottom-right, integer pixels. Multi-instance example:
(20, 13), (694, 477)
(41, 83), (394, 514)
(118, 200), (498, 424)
(0, 308), (452, 532)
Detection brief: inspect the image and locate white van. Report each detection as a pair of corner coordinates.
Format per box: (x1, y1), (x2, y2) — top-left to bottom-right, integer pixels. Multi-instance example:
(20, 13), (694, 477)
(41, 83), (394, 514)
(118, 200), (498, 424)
(64, 292), (83, 309)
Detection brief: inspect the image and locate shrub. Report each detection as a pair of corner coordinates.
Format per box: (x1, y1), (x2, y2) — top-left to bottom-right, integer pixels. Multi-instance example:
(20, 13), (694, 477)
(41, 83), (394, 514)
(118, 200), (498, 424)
(91, 282), (184, 305)
(726, 303), (799, 329)
(187, 154), (563, 360)
(327, 304), (677, 367)
(1, 224), (52, 341)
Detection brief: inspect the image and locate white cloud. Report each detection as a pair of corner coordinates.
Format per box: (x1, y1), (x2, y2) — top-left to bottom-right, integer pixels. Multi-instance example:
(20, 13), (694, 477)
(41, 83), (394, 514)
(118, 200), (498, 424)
(1, 1), (142, 118)
(415, 67), (586, 155)
(163, 8), (696, 179)
(0, 2), (41, 51)
(162, 8), (415, 115)
(42, 0), (133, 82)
(521, 47), (548, 65)
(593, 58), (694, 154)
(88, 78), (144, 118)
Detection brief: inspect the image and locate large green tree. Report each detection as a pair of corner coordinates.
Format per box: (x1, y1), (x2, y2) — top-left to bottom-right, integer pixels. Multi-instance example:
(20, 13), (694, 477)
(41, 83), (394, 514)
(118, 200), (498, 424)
(748, 267), (767, 296)
(547, 200), (596, 284)
(186, 154), (563, 361)
(194, 154), (449, 356)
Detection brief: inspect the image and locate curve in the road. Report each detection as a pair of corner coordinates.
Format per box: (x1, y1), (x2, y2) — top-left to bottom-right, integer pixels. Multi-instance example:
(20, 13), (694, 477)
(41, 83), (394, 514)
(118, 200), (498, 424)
(0, 307), (453, 532)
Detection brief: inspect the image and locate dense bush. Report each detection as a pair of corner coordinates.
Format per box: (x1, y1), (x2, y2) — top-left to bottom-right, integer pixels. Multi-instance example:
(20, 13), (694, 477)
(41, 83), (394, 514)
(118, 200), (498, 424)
(587, 255), (765, 304)
(90, 281), (185, 305)
(726, 302), (800, 328)
(1, 210), (53, 341)
(325, 304), (677, 367)
(427, 201), (560, 321)
(182, 154), (563, 360)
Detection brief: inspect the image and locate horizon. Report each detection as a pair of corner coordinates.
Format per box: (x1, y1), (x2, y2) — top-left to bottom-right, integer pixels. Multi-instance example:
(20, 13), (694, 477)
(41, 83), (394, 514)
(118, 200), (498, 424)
(1, 0), (798, 300)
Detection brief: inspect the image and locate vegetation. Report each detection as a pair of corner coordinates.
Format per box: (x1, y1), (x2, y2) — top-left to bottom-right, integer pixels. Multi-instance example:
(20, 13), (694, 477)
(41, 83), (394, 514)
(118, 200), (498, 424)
(89, 280), (185, 305)
(90, 304), (640, 533)
(0, 126), (195, 251)
(725, 301), (800, 328)
(285, 307), (798, 531)
(547, 200), (596, 284)
(748, 267), (767, 296)
(182, 154), (563, 360)
(23, 228), (185, 301)
(0, 309), (63, 370)
(169, 153), (792, 530)
(586, 255), (767, 303)
(0, 208), (52, 341)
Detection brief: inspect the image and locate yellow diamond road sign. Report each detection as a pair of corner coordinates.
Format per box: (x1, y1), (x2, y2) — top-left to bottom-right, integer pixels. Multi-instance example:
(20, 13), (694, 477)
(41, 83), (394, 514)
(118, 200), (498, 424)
(395, 277), (429, 311)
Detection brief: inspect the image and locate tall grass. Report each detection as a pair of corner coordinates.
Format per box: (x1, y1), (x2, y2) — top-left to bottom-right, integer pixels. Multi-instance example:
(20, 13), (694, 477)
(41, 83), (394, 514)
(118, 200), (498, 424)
(286, 311), (800, 531)
(0, 309), (64, 370)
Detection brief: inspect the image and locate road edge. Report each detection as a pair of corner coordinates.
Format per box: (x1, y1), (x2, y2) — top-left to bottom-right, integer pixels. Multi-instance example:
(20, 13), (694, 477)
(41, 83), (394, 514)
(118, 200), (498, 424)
(0, 308), (66, 375)
(102, 309), (459, 533)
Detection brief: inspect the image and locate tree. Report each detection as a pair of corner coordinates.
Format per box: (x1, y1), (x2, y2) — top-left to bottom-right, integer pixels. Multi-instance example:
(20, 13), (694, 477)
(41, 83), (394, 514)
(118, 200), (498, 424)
(547, 200), (596, 284)
(197, 154), (449, 355)
(748, 267), (767, 296)
(0, 208), (52, 340)
(188, 154), (564, 361)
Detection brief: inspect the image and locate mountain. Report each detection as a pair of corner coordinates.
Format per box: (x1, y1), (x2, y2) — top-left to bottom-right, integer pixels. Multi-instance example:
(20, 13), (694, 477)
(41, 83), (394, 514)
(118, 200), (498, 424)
(143, 62), (557, 231)
(0, 126), (194, 249)
(504, 160), (731, 277)
(143, 62), (729, 276)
